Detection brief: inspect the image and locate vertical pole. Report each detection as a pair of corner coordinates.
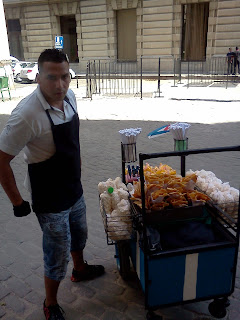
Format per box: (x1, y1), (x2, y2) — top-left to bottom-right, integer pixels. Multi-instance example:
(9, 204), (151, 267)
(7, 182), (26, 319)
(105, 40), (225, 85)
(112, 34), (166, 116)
(158, 57), (161, 97)
(140, 56), (143, 100)
(113, 61), (115, 95)
(226, 60), (229, 89)
(121, 62), (122, 94)
(121, 143), (126, 184)
(86, 62), (88, 98)
(172, 57), (177, 87)
(109, 61), (111, 95)
(187, 61), (190, 88)
(179, 59), (182, 84)
(174, 58), (176, 86)
(89, 61), (92, 100)
(124, 62), (126, 94)
(139, 154), (149, 309)
(99, 60), (101, 94)
(181, 155), (186, 177)
(94, 60), (97, 94)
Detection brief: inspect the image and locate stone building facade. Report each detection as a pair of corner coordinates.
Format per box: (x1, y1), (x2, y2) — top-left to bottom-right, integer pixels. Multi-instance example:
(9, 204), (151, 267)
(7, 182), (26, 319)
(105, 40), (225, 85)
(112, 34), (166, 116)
(3, 0), (240, 72)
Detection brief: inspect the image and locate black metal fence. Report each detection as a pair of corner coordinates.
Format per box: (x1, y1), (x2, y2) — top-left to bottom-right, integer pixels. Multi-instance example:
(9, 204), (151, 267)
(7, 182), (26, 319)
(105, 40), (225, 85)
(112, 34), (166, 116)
(84, 56), (239, 99)
(86, 59), (141, 97)
(175, 56), (239, 88)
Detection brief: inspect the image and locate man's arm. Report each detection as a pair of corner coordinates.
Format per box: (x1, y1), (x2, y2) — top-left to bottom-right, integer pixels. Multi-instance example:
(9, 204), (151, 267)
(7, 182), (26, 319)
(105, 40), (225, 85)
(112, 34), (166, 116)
(0, 150), (23, 206)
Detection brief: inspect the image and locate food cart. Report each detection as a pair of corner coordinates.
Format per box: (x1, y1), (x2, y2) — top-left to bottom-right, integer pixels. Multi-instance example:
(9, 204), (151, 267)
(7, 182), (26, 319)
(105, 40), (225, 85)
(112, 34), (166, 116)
(99, 143), (240, 320)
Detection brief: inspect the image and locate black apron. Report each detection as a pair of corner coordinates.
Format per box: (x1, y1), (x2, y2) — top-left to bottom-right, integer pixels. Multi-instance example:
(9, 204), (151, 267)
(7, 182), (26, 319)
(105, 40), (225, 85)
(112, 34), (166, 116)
(28, 98), (83, 214)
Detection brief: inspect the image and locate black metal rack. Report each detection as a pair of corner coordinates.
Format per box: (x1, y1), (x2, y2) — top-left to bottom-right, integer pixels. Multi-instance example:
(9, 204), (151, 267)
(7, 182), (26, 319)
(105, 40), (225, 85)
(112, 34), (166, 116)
(133, 145), (240, 319)
(100, 143), (240, 319)
(121, 145), (240, 319)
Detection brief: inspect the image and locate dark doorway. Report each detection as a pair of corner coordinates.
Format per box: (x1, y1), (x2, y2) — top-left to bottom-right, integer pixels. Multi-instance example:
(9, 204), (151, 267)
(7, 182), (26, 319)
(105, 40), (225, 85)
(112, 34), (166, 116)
(60, 15), (78, 63)
(181, 3), (209, 61)
(117, 9), (137, 61)
(7, 19), (24, 60)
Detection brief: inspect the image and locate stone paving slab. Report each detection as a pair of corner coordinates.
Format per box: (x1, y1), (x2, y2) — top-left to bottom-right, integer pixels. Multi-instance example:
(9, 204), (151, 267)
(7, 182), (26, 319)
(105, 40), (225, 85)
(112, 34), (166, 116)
(0, 82), (240, 319)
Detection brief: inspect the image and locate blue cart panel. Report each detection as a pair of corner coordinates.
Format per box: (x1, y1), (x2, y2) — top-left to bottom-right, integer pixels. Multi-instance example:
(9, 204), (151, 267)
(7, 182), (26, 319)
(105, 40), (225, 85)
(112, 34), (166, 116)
(131, 235), (236, 308)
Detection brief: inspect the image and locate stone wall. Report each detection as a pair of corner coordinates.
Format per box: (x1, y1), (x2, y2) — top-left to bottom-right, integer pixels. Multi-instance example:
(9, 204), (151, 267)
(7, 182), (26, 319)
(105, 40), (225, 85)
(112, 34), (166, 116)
(4, 4), (53, 61)
(3, 0), (240, 71)
(214, 0), (240, 55)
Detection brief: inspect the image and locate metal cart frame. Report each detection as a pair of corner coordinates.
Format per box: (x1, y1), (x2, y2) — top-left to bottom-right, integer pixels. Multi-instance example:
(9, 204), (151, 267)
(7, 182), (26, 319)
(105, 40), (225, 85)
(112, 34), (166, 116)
(133, 145), (240, 319)
(100, 144), (240, 319)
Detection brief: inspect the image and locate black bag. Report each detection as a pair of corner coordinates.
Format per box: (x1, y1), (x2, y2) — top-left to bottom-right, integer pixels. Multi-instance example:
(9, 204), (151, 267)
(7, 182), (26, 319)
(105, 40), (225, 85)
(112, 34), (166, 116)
(160, 221), (216, 249)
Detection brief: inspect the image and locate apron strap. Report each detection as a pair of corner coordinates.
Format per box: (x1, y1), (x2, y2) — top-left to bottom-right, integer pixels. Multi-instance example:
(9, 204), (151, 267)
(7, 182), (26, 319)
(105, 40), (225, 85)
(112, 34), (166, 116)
(45, 109), (54, 126)
(64, 96), (76, 114)
(45, 96), (77, 127)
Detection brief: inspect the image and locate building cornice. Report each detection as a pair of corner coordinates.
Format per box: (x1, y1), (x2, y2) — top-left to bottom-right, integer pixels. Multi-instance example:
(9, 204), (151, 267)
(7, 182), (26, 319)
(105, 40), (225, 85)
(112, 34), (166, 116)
(3, 0), (48, 5)
(3, 0), (74, 4)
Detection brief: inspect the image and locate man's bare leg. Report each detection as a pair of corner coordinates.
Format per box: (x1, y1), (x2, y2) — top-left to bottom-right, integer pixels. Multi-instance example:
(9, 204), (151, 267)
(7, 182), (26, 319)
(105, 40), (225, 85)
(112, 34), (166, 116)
(44, 276), (60, 306)
(71, 250), (85, 271)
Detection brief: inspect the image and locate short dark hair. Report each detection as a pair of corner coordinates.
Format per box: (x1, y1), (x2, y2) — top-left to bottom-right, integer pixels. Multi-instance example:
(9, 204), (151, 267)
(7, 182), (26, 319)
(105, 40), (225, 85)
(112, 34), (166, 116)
(236, 47), (239, 50)
(38, 49), (69, 72)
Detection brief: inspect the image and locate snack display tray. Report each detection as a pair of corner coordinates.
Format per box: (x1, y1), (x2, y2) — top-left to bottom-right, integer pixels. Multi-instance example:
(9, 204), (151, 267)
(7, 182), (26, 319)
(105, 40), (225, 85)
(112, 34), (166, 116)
(130, 198), (208, 224)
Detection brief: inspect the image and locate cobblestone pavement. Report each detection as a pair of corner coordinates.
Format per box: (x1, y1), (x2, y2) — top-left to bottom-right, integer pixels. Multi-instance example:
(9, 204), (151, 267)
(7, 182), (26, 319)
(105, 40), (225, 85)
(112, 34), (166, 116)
(0, 80), (240, 319)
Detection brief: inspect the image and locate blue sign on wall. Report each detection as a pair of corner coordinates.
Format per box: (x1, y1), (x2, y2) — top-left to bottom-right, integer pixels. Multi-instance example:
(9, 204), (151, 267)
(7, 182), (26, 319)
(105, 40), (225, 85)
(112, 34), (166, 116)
(55, 36), (64, 49)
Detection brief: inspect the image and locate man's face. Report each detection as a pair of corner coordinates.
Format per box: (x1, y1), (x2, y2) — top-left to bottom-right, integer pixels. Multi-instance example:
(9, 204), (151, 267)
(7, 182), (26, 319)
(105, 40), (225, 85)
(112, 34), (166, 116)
(37, 61), (71, 105)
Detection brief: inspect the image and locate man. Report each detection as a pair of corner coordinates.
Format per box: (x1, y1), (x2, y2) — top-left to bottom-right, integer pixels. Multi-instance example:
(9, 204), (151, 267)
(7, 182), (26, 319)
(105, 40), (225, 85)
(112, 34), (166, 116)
(234, 46), (240, 75)
(0, 49), (104, 320)
(226, 48), (234, 75)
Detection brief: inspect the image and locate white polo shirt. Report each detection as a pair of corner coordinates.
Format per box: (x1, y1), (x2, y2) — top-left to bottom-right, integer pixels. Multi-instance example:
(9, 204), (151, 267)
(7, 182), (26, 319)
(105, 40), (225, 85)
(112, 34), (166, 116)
(0, 86), (78, 190)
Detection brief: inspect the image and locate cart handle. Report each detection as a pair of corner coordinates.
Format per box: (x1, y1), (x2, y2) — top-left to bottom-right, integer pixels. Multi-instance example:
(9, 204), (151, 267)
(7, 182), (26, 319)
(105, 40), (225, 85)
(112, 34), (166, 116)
(139, 145), (240, 161)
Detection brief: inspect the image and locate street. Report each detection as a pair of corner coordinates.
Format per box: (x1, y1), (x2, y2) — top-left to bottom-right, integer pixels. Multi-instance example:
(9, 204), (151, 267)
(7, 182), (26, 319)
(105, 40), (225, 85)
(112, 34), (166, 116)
(0, 79), (240, 319)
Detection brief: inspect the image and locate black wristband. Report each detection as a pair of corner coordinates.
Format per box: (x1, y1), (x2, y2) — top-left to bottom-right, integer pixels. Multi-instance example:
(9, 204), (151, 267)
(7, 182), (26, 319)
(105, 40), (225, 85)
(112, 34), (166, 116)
(13, 200), (31, 217)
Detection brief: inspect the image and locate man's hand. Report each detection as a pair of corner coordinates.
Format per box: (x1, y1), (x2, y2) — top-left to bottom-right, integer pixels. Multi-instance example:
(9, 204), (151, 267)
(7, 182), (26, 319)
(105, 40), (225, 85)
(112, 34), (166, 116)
(13, 200), (31, 217)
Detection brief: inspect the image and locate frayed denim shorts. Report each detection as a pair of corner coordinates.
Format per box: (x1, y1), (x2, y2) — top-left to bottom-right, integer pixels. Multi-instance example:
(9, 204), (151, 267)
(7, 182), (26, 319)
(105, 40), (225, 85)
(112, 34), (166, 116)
(36, 195), (87, 281)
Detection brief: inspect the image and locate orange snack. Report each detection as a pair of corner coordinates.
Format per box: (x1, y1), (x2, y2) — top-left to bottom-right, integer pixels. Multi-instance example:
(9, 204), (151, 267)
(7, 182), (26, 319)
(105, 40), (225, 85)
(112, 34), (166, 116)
(151, 202), (170, 211)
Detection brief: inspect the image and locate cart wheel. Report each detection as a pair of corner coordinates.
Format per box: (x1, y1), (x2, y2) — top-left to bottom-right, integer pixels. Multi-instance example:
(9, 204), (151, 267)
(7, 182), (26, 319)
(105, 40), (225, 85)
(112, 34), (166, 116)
(146, 311), (163, 320)
(208, 299), (227, 319)
(116, 241), (131, 280)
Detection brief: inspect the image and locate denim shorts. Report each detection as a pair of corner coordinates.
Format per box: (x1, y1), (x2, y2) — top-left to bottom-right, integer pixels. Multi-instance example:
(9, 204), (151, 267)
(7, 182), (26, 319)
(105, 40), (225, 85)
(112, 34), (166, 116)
(36, 195), (87, 281)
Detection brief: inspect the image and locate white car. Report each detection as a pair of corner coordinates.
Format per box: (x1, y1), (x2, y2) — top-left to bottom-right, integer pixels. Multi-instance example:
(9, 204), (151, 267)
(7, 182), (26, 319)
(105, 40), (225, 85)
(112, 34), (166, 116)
(20, 62), (76, 82)
(12, 61), (31, 82)
(20, 62), (38, 82)
(10, 56), (19, 63)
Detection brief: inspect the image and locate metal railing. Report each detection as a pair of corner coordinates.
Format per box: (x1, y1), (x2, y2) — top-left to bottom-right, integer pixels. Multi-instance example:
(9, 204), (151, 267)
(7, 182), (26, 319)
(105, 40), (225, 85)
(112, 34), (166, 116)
(84, 56), (239, 99)
(175, 56), (239, 89)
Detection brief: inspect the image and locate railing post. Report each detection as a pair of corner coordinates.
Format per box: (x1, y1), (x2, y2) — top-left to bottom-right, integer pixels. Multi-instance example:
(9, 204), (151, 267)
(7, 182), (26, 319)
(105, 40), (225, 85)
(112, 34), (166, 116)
(140, 56), (143, 100)
(172, 57), (177, 87)
(99, 59), (101, 94)
(157, 57), (161, 97)
(88, 61), (92, 100)
(93, 60), (97, 94)
(179, 59), (182, 84)
(86, 62), (89, 98)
